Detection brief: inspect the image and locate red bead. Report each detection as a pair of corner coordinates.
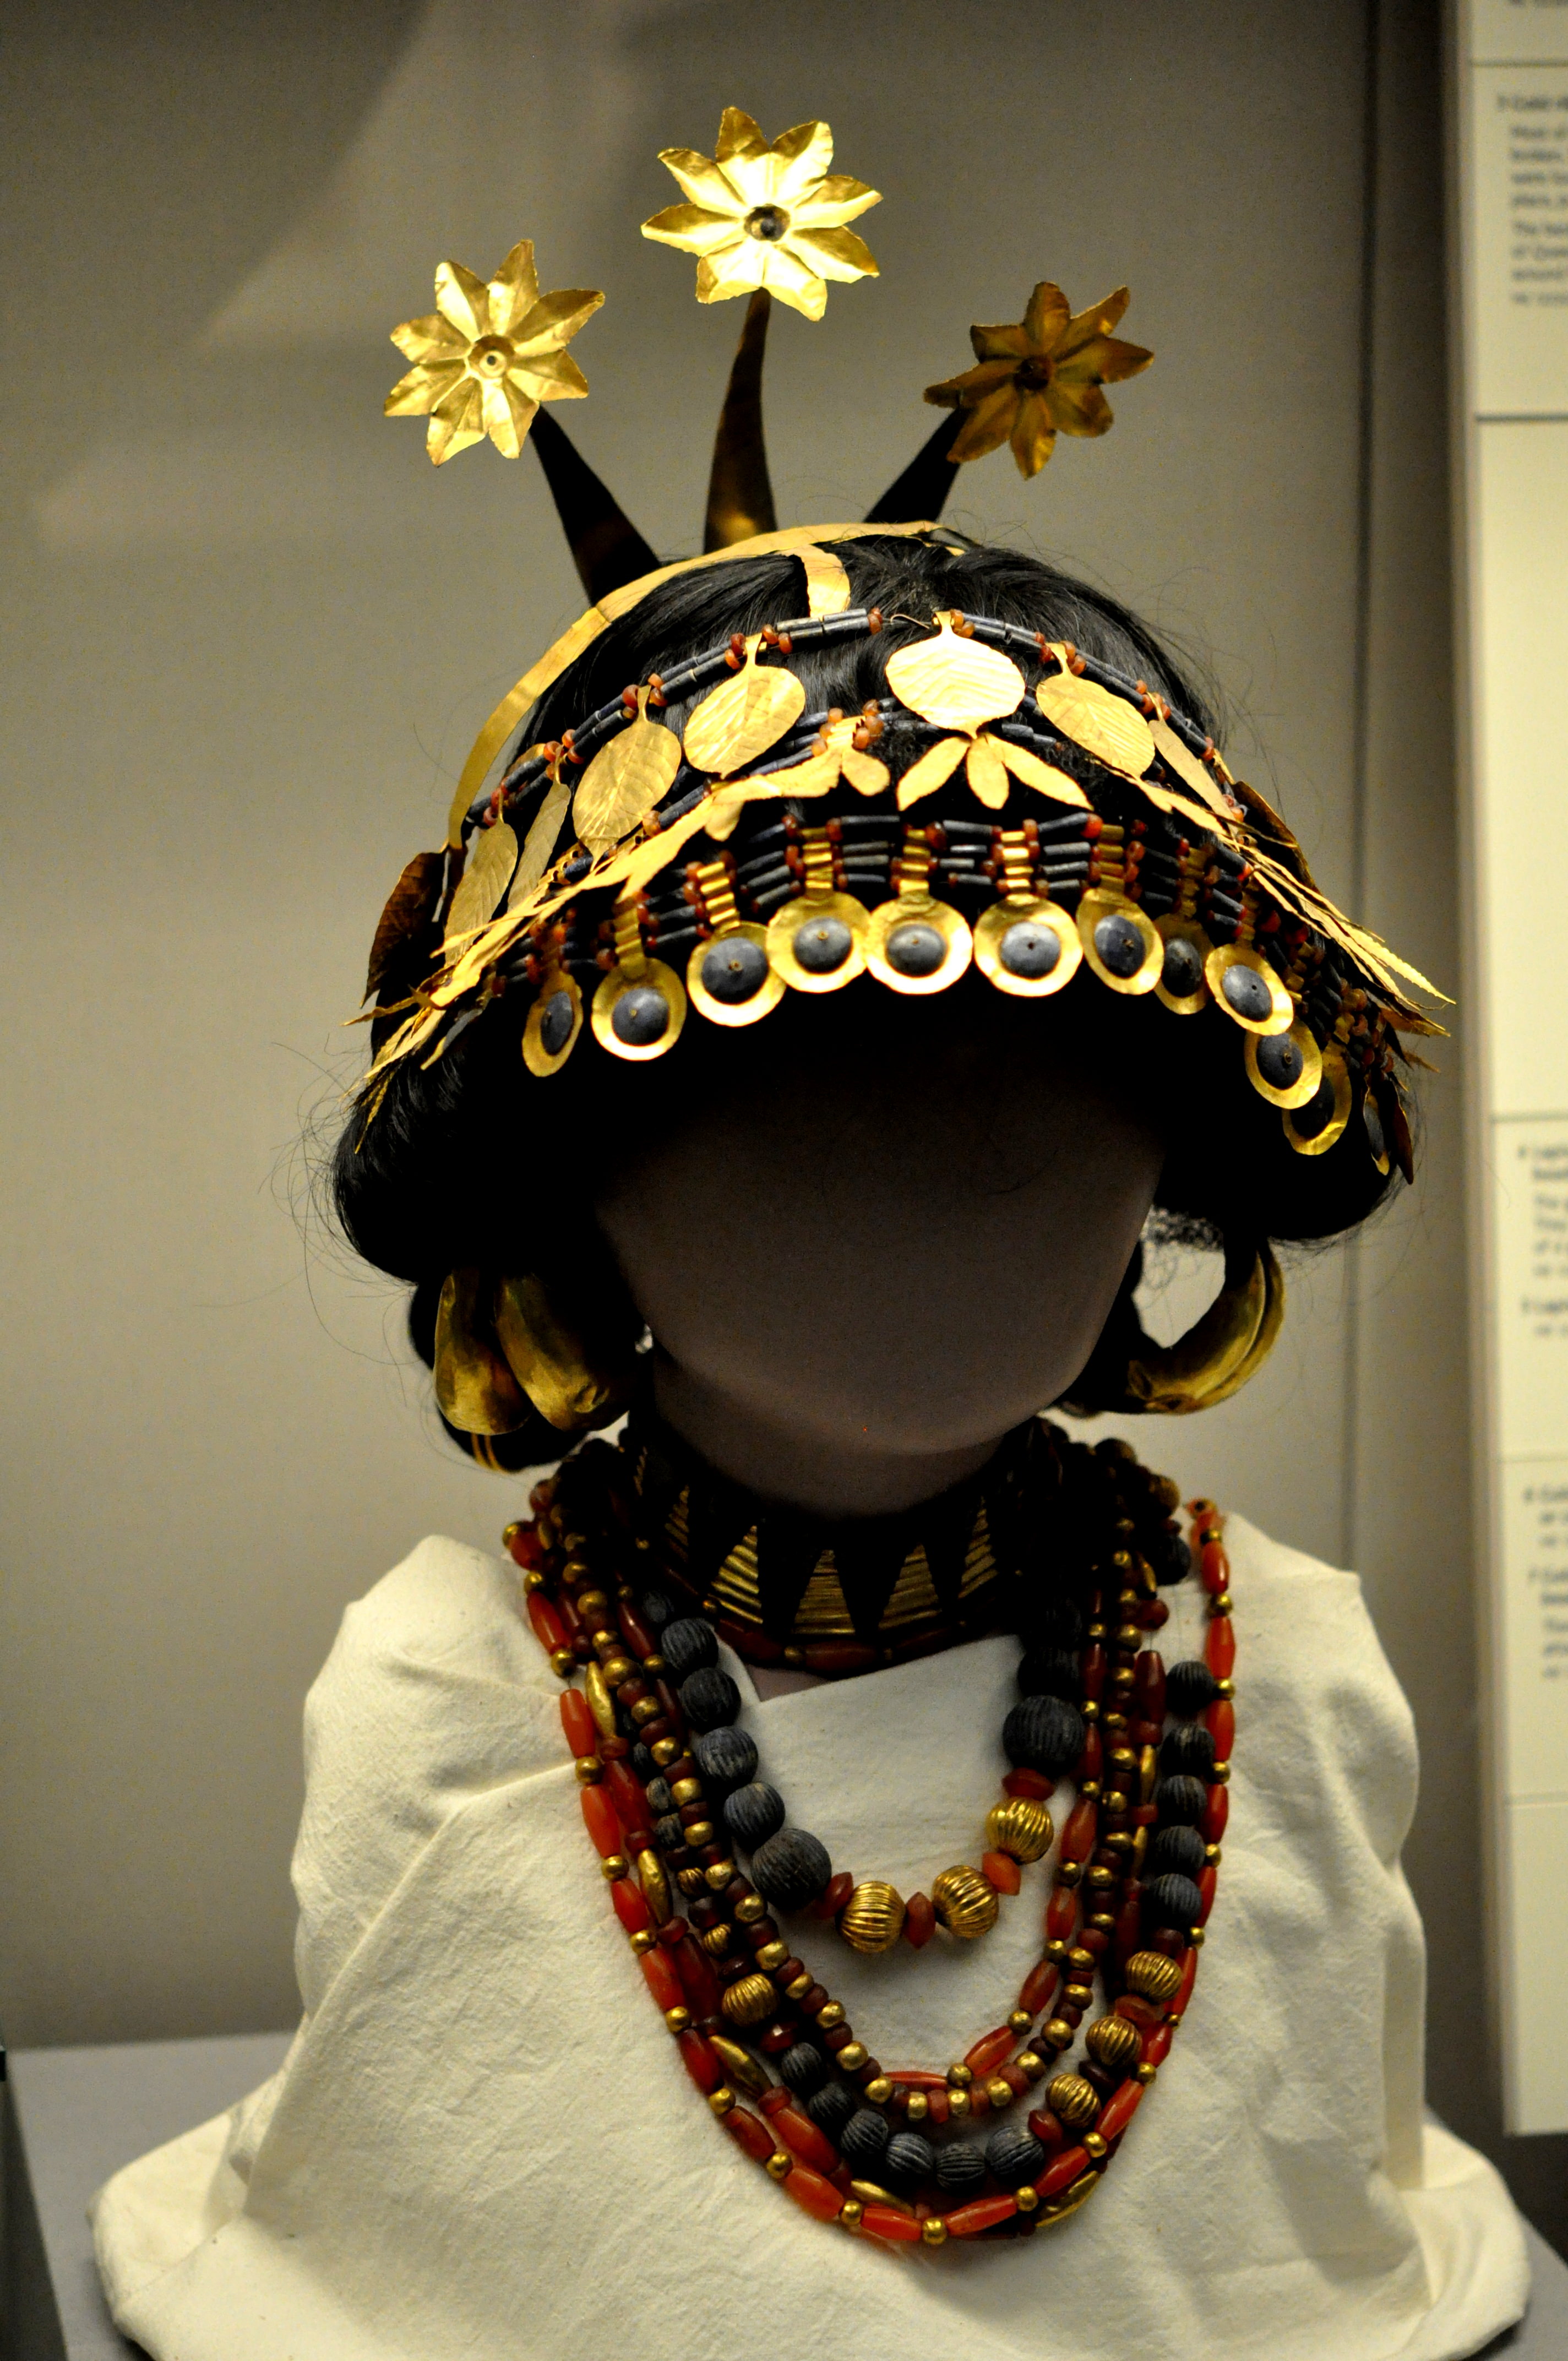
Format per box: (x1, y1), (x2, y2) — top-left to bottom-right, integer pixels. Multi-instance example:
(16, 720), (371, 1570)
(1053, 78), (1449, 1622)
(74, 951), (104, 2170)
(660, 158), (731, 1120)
(609, 1878), (651, 1936)
(810, 1872), (855, 1922)
(1035, 2144), (1091, 2199)
(775, 2107), (840, 2174)
(527, 1593), (569, 1654)
(888, 2069), (947, 2088)
(799, 1984), (830, 2017)
(964, 2027), (1015, 2079)
(656, 1918), (685, 1947)
(863, 2204), (922, 2242)
(654, 1678), (686, 1734)
(1045, 1886), (1079, 1943)
(507, 1523), (544, 1569)
(1197, 1866), (1217, 1925)
(968, 2082), (990, 2118)
(1112, 1894), (1142, 1972)
(759, 2021), (797, 2055)
(783, 2163), (843, 2222)
(982, 1850), (1021, 1896)
(677, 2031), (721, 2093)
(600, 1734), (631, 1761)
(773, 1957), (805, 1988)
(1206, 1616), (1236, 1678)
(1003, 1768), (1053, 1800)
(1171, 1946), (1199, 2019)
(1199, 1541), (1229, 1594)
(925, 2088), (951, 2125)
(1202, 1785), (1229, 1843)
(639, 1947), (683, 2011)
(617, 1601), (657, 1660)
(1078, 1924), (1109, 1958)
(1114, 1993), (1159, 2028)
(606, 1759), (649, 1831)
(1072, 1726), (1103, 1786)
(1133, 1650), (1166, 1723)
(1000, 2063), (1029, 2097)
(722, 2104), (776, 2163)
(674, 1937), (723, 2018)
(824, 2025), (857, 2055)
(759, 2086), (792, 2115)
(1080, 1644), (1106, 1700)
(1206, 1700), (1235, 1760)
(904, 1892), (935, 1948)
(1020, 1960), (1059, 2014)
(1060, 1799), (1097, 1865)
(946, 2194), (1017, 2238)
(1098, 2080), (1144, 2141)
(559, 1690), (596, 1758)
(1139, 1597), (1170, 1630)
(1143, 2022), (1173, 2069)
(580, 1785), (622, 1857)
(1027, 2107), (1065, 2152)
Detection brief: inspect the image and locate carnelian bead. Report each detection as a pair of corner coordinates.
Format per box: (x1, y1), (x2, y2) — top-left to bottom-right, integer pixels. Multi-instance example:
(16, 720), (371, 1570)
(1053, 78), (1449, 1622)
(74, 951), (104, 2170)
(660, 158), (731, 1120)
(1080, 1643), (1106, 1700)
(1099, 2080), (1144, 2141)
(1133, 1650), (1166, 1723)
(1202, 1784), (1229, 1843)
(965, 2026), (1015, 2078)
(1206, 1616), (1236, 1678)
(926, 2088), (951, 2125)
(1198, 1542), (1229, 1594)
(904, 1892), (935, 1948)
(581, 1785), (622, 1857)
(1072, 1725), (1103, 1786)
(677, 2030), (722, 2093)
(889, 2069), (947, 2088)
(863, 2204), (923, 2242)
(775, 2107), (841, 2173)
(606, 1759), (649, 1831)
(983, 1849), (1022, 1896)
(1140, 1597), (1170, 1631)
(559, 1690), (596, 1758)
(783, 2163), (844, 2222)
(600, 1734), (631, 1761)
(640, 1947), (684, 2012)
(1035, 2144), (1090, 2199)
(1027, 2106), (1066, 2151)
(759, 2021), (797, 2054)
(1060, 1799), (1097, 1865)
(947, 2194), (1017, 2237)
(507, 1522), (544, 1569)
(1112, 1894), (1142, 1971)
(1143, 2022), (1174, 2069)
(527, 1593), (569, 1654)
(675, 1937), (723, 2018)
(617, 1601), (657, 1660)
(1045, 1887), (1079, 1943)
(810, 1872), (855, 1922)
(655, 1918), (684, 1949)
(1021, 1960), (1059, 2014)
(1197, 1866), (1217, 1924)
(1113, 1994), (1159, 2028)
(968, 2082), (990, 2119)
(1171, 1946), (1199, 2018)
(1003, 1768), (1053, 1801)
(609, 1879), (651, 1936)
(1207, 1700), (1236, 1760)
(759, 2087), (792, 2116)
(722, 2104), (776, 2162)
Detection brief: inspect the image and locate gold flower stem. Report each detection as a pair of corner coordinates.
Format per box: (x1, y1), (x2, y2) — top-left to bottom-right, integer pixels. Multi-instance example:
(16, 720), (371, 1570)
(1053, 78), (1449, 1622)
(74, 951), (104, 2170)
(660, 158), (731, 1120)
(864, 406), (965, 526)
(705, 289), (777, 552)
(530, 410), (658, 603)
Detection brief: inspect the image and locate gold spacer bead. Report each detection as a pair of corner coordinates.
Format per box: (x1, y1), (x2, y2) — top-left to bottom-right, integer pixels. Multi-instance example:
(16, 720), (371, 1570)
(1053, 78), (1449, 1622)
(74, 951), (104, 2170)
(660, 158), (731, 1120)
(1081, 1701), (1101, 1722)
(574, 1755), (603, 1783)
(765, 2149), (793, 2182)
(1190, 1925), (1206, 1946)
(670, 1778), (703, 1808)
(905, 2088), (931, 2121)
(1018, 2051), (1047, 2083)
(1136, 2061), (1158, 2085)
(651, 1737), (680, 1767)
(839, 2199), (865, 2231)
(986, 2076), (1014, 2109)
(1064, 1982), (1094, 2009)
(664, 2006), (692, 2034)
(783, 1645), (805, 1667)
(1210, 1591), (1233, 1615)
(837, 2042), (868, 2071)
(1008, 2010), (1033, 2036)
(1211, 1761), (1231, 1783)
(1205, 1844), (1223, 1866)
(677, 1867), (707, 1896)
(1044, 1938), (1068, 1962)
(629, 1696), (662, 1726)
(948, 2089), (971, 2119)
(1015, 2184), (1041, 2213)
(705, 1859), (737, 1890)
(1055, 1862), (1083, 1888)
(1066, 1947), (1095, 1974)
(601, 1854), (629, 1881)
(1087, 1623), (1108, 1642)
(628, 1929), (655, 1956)
(601, 1655), (634, 1686)
(816, 2002), (846, 2031)
(755, 1940), (788, 1972)
(1079, 1779), (1101, 1800)
(1086, 1911), (1117, 1933)
(707, 2086), (736, 2117)
(1041, 2019), (1075, 2051)
(502, 1522), (522, 1546)
(574, 1588), (607, 1617)
(734, 1892), (767, 1924)
(1083, 2131), (1108, 2159)
(1216, 1677), (1235, 1699)
(548, 1648), (575, 1679)
(947, 2064), (973, 2088)
(643, 1653), (668, 1676)
(921, 2217), (949, 2246)
(786, 1971), (814, 2001)
(684, 1821), (715, 1849)
(521, 1568), (546, 1592)
(863, 2076), (892, 2105)
(1115, 1624), (1140, 1650)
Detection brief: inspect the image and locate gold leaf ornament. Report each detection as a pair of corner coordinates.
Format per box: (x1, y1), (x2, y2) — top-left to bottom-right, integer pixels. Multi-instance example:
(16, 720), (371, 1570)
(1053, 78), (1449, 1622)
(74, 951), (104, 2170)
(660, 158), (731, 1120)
(444, 818), (518, 942)
(683, 637), (807, 776)
(641, 108), (880, 322)
(1036, 660), (1156, 777)
(573, 694), (682, 848)
(385, 239), (603, 466)
(886, 618), (1090, 814)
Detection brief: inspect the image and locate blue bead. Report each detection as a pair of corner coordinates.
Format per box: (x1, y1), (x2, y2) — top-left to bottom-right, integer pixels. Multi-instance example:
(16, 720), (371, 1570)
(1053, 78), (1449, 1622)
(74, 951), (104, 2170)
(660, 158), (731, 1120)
(886, 920), (946, 976)
(1221, 962), (1272, 1022)
(1093, 912), (1144, 977)
(805, 2081), (855, 2139)
(611, 983), (669, 1045)
(1016, 1648), (1079, 1701)
(792, 915), (852, 973)
(1161, 937), (1203, 996)
(540, 988), (574, 1054)
(1164, 1658), (1219, 1717)
(1161, 1724), (1215, 1780)
(1000, 919), (1061, 979)
(1147, 1824), (1205, 1881)
(701, 938), (769, 1003)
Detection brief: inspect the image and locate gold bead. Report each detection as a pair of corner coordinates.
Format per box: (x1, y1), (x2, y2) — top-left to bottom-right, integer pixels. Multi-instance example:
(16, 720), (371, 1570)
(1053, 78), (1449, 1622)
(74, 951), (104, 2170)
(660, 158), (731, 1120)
(676, 1866), (707, 1896)
(502, 1521), (522, 1546)
(863, 2076), (892, 2105)
(1017, 2050), (1047, 2083)
(584, 1662), (616, 1739)
(699, 1922), (733, 1957)
(1066, 1946), (1096, 1975)
(838, 1880), (906, 1955)
(548, 1648), (575, 1679)
(601, 1854), (629, 1881)
(574, 1755), (603, 1783)
(684, 1821), (715, 1849)
(783, 1646), (805, 1667)
(1044, 1938), (1068, 1962)
(948, 2088), (971, 2119)
(765, 2149), (793, 2182)
(721, 1973), (777, 2027)
(1055, 1862), (1082, 1888)
(1115, 1623), (1140, 1650)
(709, 2036), (770, 2098)
(1211, 1760), (1231, 1782)
(921, 2217), (949, 2246)
(651, 1737), (680, 1767)
(574, 1588), (607, 1618)
(707, 2085), (736, 2115)
(664, 2005), (692, 2034)
(1211, 1591), (1233, 1615)
(946, 2064), (973, 2088)
(1086, 1912), (1116, 1933)
(1136, 2061), (1158, 2085)
(815, 2001), (846, 2031)
(1083, 2131), (1108, 2159)
(522, 1568), (546, 1592)
(986, 2076), (1014, 2109)
(671, 1777), (703, 1808)
(1085, 1865), (1116, 1891)
(1079, 1779), (1102, 1800)
(985, 1796), (1055, 1864)
(1205, 1843), (1223, 1867)
(1216, 1677), (1235, 1700)
(734, 1892), (767, 1924)
(785, 1970), (814, 2001)
(850, 2179), (908, 2211)
(1008, 2009), (1033, 2036)
(630, 1695), (662, 1726)
(905, 2091), (930, 2122)
(1190, 1925), (1206, 1946)
(837, 2042), (868, 2071)
(704, 1859), (737, 1890)
(635, 1849), (672, 1925)
(628, 1929), (655, 1956)
(1046, 2072), (1100, 2129)
(1085, 2014), (1142, 2074)
(1041, 2018), (1075, 2051)
(839, 2199), (865, 2231)
(1015, 2183), (1041, 2213)
(755, 1940), (788, 1972)
(601, 1653), (634, 1686)
(931, 1865), (1000, 1940)
(643, 1651), (668, 1677)
(1063, 1983), (1093, 2009)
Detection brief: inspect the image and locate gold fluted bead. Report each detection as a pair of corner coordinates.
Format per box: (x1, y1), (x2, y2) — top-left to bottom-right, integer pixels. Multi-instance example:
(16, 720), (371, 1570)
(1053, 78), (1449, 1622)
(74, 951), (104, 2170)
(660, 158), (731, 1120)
(676, 1866), (707, 1896)
(986, 1797), (1055, 1863)
(721, 1973), (777, 2027)
(765, 2149), (794, 2181)
(708, 2085), (736, 2116)
(1124, 1950), (1183, 2004)
(635, 1849), (672, 1925)
(1085, 2014), (1142, 2074)
(931, 1865), (999, 1939)
(1046, 2072), (1100, 2128)
(699, 1922), (733, 1958)
(922, 2217), (949, 2246)
(838, 1879), (906, 1955)
(710, 2036), (771, 2098)
(584, 1661), (616, 1739)
(839, 2199), (865, 2231)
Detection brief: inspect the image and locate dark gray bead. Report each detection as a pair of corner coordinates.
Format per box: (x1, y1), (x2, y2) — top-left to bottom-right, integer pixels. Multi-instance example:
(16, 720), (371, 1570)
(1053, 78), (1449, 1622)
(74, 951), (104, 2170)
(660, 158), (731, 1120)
(1151, 1532), (1193, 1587)
(792, 914), (852, 973)
(1022, 1595), (1083, 1651)
(1093, 911), (1145, 978)
(678, 1666), (741, 1731)
(883, 2131), (935, 2188)
(1000, 918), (1061, 979)
(660, 1618), (718, 1679)
(1164, 1658), (1219, 1717)
(639, 1590), (674, 1629)
(986, 2123), (1046, 2188)
(1161, 1724), (1216, 1781)
(701, 937), (769, 1003)
(1155, 1774), (1207, 1827)
(1221, 962), (1273, 1022)
(840, 2108), (891, 2173)
(934, 2140), (987, 2197)
(1003, 1693), (1085, 1775)
(540, 987), (575, 1054)
(644, 1777), (673, 1817)
(1256, 1030), (1304, 1090)
(779, 2042), (829, 2096)
(805, 2081), (855, 2139)
(691, 1726), (757, 1796)
(1144, 1870), (1204, 1929)
(885, 920), (946, 977)
(629, 1743), (656, 1783)
(751, 1825), (832, 1911)
(1017, 1647), (1079, 1701)
(723, 1782), (786, 1849)
(1147, 1824), (1206, 1881)
(610, 982), (670, 1045)
(654, 1813), (685, 1852)
(1160, 937), (1204, 997)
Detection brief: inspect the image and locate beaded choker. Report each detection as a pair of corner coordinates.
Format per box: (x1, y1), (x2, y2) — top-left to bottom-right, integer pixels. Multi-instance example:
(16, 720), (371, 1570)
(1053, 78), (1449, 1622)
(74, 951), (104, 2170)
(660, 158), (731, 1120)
(507, 1425), (1238, 2246)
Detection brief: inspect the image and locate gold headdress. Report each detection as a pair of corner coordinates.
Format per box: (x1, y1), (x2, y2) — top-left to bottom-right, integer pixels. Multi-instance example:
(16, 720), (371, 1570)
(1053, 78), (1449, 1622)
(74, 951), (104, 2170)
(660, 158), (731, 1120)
(367, 105), (1443, 1187)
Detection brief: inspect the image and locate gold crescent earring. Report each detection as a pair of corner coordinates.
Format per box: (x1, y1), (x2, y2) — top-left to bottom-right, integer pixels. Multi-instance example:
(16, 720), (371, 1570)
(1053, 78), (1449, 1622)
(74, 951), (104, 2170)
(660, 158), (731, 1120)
(1061, 1239), (1284, 1418)
(434, 1268), (636, 1436)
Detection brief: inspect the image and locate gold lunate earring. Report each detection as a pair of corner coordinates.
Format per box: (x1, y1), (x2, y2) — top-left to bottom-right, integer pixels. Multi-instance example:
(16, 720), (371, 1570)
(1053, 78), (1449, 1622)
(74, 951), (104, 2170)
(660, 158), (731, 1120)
(434, 1268), (635, 1434)
(1061, 1240), (1284, 1419)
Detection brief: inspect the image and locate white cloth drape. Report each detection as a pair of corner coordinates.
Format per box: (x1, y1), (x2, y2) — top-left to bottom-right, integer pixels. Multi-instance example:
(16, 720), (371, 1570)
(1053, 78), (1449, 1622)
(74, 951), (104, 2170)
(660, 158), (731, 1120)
(92, 1516), (1528, 2360)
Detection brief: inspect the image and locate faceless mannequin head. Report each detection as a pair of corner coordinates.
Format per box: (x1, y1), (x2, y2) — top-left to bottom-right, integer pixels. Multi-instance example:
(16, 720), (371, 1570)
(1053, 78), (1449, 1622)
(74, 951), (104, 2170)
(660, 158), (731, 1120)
(595, 984), (1163, 1517)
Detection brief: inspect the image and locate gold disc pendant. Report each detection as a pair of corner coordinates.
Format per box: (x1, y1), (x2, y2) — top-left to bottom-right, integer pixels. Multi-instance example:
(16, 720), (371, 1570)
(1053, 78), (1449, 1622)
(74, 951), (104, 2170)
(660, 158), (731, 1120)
(522, 966), (584, 1076)
(1077, 890), (1162, 995)
(1244, 1019), (1324, 1110)
(766, 892), (870, 993)
(865, 893), (972, 996)
(1283, 1045), (1352, 1154)
(687, 922), (786, 1028)
(973, 895), (1082, 998)
(1153, 916), (1212, 1015)
(1205, 942), (1293, 1036)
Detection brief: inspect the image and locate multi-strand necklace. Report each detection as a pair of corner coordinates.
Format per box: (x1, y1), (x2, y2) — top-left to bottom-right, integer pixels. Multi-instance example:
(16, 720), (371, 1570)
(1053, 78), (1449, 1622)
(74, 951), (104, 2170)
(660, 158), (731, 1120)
(508, 1420), (1236, 2246)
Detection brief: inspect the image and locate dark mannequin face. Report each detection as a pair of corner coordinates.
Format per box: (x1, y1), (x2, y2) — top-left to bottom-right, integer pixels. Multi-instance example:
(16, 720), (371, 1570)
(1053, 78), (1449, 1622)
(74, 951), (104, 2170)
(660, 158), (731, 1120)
(595, 989), (1163, 1517)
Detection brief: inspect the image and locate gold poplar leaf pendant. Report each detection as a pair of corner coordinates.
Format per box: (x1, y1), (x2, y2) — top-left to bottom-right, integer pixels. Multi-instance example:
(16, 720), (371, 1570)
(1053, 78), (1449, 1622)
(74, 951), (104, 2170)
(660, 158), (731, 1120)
(444, 818), (518, 942)
(574, 697), (682, 849)
(1036, 661), (1155, 777)
(683, 638), (807, 777)
(884, 616), (1026, 732)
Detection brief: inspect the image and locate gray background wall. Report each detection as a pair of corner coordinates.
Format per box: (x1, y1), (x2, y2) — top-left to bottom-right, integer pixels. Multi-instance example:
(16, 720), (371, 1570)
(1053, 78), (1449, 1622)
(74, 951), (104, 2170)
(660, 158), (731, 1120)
(5, 0), (1558, 2246)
